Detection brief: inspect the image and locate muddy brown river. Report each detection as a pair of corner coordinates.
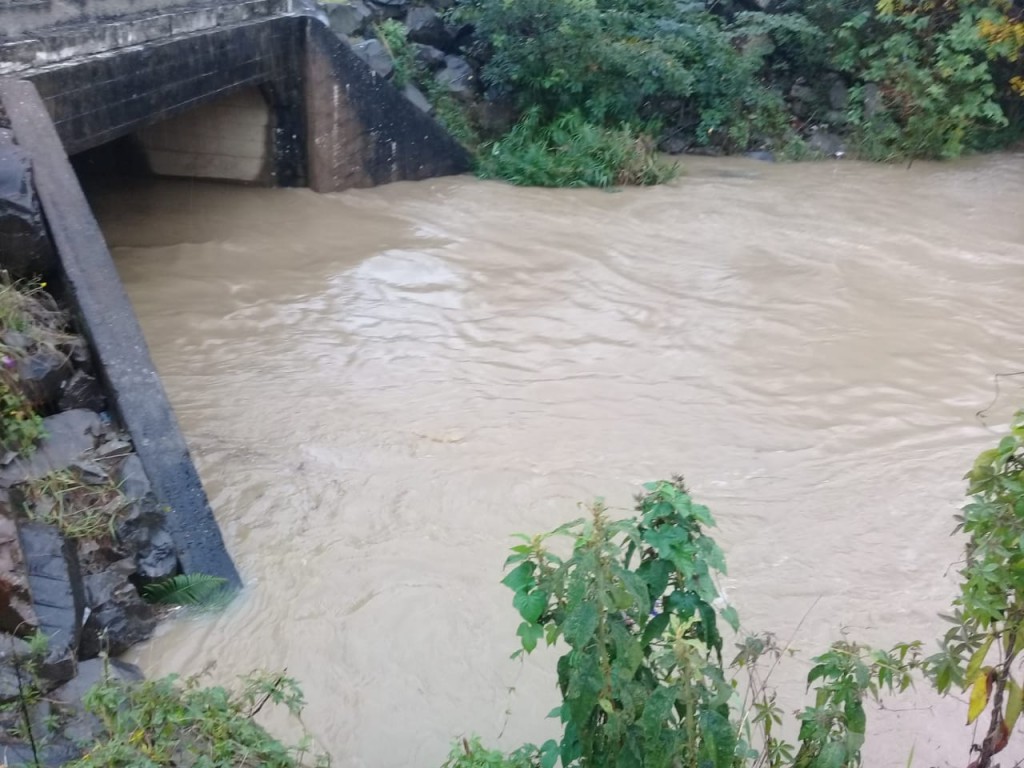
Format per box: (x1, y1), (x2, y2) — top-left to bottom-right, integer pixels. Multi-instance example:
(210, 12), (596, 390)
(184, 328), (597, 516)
(88, 154), (1024, 767)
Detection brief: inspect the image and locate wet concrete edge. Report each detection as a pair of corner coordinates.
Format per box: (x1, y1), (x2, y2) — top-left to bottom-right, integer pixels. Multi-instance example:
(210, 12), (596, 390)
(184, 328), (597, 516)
(0, 78), (242, 589)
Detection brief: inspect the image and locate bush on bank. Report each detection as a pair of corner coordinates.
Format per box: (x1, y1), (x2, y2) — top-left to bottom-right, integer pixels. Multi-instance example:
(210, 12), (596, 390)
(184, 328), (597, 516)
(389, 0), (1024, 185)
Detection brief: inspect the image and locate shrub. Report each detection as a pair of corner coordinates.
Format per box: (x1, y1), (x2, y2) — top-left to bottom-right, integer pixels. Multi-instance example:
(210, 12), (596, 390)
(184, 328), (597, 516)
(477, 110), (677, 188)
(69, 669), (328, 767)
(455, 0), (793, 152)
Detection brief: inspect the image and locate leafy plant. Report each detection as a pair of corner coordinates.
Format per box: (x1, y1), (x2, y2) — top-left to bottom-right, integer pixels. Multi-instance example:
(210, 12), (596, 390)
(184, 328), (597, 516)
(478, 110), (676, 188)
(0, 373), (45, 457)
(926, 410), (1024, 767)
(142, 573), (231, 607)
(441, 737), (550, 768)
(376, 20), (416, 89)
(68, 668), (329, 767)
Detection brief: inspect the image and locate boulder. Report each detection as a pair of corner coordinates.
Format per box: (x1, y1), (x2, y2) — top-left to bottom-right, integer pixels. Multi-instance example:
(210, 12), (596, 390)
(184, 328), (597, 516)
(828, 78), (849, 111)
(744, 150), (776, 162)
(406, 7), (454, 50)
(402, 83), (434, 115)
(0, 513), (36, 637)
(472, 94), (517, 136)
(17, 523), (85, 687)
(0, 134), (56, 281)
(863, 82), (882, 119)
(79, 561), (156, 658)
(58, 370), (106, 413)
(365, 0), (407, 19)
(658, 135), (689, 155)
(51, 657), (143, 745)
(116, 454), (151, 504)
(435, 55), (476, 101)
(14, 349), (72, 410)
(324, 0), (373, 37)
(808, 129), (847, 158)
(413, 43), (446, 71)
(0, 409), (102, 489)
(353, 39), (395, 79)
(117, 504), (178, 581)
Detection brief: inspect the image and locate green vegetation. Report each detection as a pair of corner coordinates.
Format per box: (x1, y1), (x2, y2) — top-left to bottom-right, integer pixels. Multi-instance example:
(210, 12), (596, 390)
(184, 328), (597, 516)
(444, 411), (1024, 767)
(390, 0), (1024, 185)
(477, 110), (677, 188)
(67, 669), (329, 768)
(0, 375), (44, 457)
(141, 573), (231, 607)
(16, 467), (131, 539)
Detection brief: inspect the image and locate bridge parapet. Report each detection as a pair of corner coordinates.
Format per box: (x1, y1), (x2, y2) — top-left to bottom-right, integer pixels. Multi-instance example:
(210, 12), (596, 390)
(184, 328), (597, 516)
(1, 0), (298, 76)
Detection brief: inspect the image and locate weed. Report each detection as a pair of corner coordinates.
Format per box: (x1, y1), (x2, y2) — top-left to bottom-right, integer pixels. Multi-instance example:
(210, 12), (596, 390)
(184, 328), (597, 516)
(16, 468), (131, 540)
(68, 668), (329, 767)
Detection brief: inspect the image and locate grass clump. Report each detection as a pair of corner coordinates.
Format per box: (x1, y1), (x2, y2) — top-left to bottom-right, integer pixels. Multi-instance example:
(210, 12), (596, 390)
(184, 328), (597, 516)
(477, 110), (677, 188)
(17, 468), (131, 540)
(68, 669), (329, 767)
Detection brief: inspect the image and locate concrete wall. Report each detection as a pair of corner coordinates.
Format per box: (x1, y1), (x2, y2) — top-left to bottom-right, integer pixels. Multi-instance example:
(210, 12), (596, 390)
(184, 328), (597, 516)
(137, 87), (272, 183)
(0, 0), (295, 69)
(304, 20), (471, 190)
(23, 17), (309, 185)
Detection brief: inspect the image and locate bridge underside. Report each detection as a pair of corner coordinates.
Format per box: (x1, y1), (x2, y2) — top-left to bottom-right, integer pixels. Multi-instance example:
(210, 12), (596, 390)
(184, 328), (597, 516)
(3, 13), (470, 190)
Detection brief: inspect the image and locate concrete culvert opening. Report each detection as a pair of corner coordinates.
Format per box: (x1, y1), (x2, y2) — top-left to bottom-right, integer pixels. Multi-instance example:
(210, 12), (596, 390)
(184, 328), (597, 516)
(72, 87), (274, 187)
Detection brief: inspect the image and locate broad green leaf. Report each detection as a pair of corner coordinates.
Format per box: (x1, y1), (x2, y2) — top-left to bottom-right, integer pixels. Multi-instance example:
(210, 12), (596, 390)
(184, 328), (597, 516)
(1005, 677), (1024, 732)
(517, 621), (543, 653)
(720, 605), (740, 632)
(968, 669), (992, 725)
(539, 739), (559, 768)
(513, 589), (548, 624)
(563, 602), (600, 648)
(502, 561), (535, 593)
(965, 635), (995, 685)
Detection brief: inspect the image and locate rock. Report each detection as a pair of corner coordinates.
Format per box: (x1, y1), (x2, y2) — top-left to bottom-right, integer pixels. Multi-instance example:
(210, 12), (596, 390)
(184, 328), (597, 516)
(94, 438), (132, 460)
(413, 43), (446, 71)
(17, 522), (84, 688)
(116, 455), (151, 504)
(402, 83), (434, 114)
(435, 55), (476, 100)
(658, 135), (689, 155)
(863, 82), (882, 119)
(744, 150), (776, 162)
(14, 350), (71, 409)
(79, 562), (156, 658)
(808, 129), (847, 158)
(353, 39), (395, 78)
(425, 0), (455, 8)
(365, 0), (407, 19)
(58, 370), (106, 413)
(69, 460), (108, 485)
(406, 7), (454, 50)
(0, 635), (36, 701)
(117, 505), (178, 581)
(0, 409), (102, 489)
(324, 0), (373, 37)
(0, 135), (56, 281)
(0, 514), (36, 637)
(51, 657), (143, 745)
(472, 95), (517, 136)
(828, 79), (849, 111)
(0, 735), (79, 766)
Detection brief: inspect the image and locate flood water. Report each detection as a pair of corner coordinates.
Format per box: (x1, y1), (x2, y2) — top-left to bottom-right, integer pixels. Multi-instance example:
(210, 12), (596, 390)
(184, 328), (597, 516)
(88, 154), (1024, 767)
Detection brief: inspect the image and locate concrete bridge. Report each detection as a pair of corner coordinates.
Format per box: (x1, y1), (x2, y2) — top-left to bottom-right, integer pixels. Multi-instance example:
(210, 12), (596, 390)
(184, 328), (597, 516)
(0, 0), (470, 585)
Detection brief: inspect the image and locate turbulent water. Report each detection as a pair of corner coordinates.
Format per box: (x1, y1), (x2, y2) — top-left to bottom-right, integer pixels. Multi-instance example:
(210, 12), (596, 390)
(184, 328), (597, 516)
(88, 154), (1024, 768)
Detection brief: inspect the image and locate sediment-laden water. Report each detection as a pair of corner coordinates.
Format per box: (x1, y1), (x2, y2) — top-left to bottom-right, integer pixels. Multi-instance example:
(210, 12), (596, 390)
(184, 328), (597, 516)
(88, 154), (1024, 767)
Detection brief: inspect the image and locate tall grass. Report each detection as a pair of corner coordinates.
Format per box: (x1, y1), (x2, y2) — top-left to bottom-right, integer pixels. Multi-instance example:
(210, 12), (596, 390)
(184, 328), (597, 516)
(476, 110), (677, 188)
